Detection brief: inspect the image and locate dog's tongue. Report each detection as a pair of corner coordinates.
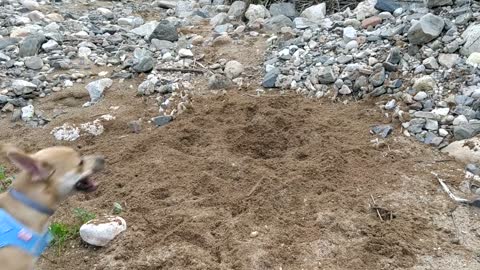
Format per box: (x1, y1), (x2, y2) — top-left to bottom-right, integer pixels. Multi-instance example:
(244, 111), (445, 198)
(75, 178), (98, 192)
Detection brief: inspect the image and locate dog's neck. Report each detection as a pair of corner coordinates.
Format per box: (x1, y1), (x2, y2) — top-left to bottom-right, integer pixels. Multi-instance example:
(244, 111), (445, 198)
(0, 192), (51, 233)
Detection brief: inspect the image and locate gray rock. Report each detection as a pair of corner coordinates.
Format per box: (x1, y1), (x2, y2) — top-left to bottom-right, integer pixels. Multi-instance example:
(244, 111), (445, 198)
(128, 120), (142, 133)
(414, 91), (428, 101)
(0, 52), (11, 62)
(371, 87), (387, 97)
(19, 34), (46, 57)
(369, 67), (386, 87)
(152, 115), (173, 127)
(0, 95), (8, 104)
(408, 118), (426, 133)
(269, 2), (296, 18)
(137, 78), (157, 96)
(424, 0), (452, 8)
(455, 95), (474, 106)
(214, 24), (233, 34)
(425, 119), (439, 130)
(371, 124), (393, 138)
(423, 57), (439, 69)
(86, 78), (113, 103)
(148, 21), (178, 42)
(262, 68), (280, 88)
(386, 47), (401, 64)
(316, 66), (336, 84)
(208, 74), (232, 89)
(337, 55), (353, 64)
(131, 21), (159, 38)
(461, 24), (480, 56)
(41, 40), (59, 52)
(423, 132), (443, 146)
(265, 15), (294, 31)
(11, 80), (37, 94)
(0, 38), (19, 50)
(24, 56), (43, 70)
(225, 60), (244, 79)
(133, 57), (154, 73)
(151, 39), (174, 50)
(210, 12), (228, 26)
(454, 124), (478, 140)
(293, 17), (317, 29)
(375, 0), (401, 12)
(176, 1), (194, 18)
(407, 14), (445, 45)
(228, 1), (247, 19)
(343, 26), (357, 42)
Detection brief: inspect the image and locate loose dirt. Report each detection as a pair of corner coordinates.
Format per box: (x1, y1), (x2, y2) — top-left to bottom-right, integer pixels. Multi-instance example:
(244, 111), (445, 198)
(1, 5), (480, 268)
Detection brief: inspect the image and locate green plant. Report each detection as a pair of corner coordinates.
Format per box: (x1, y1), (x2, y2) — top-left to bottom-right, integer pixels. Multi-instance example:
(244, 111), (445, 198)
(49, 208), (96, 254)
(0, 166), (13, 192)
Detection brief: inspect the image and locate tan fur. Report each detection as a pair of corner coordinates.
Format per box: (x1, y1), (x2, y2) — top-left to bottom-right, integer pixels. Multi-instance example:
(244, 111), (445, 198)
(0, 145), (104, 270)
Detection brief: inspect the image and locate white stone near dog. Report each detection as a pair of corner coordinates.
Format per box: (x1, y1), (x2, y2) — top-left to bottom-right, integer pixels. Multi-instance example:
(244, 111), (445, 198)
(80, 216), (127, 247)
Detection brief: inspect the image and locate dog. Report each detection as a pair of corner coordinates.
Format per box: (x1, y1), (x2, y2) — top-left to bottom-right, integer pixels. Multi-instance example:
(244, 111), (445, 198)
(0, 145), (104, 270)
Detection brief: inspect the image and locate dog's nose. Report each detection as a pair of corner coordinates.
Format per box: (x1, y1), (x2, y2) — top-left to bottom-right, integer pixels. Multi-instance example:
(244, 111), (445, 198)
(94, 156), (105, 172)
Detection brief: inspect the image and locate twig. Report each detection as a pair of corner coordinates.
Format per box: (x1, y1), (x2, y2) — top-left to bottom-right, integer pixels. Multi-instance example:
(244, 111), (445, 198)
(370, 195), (383, 221)
(41, 254), (57, 264)
(157, 67), (205, 74)
(432, 172), (470, 204)
(449, 210), (462, 244)
(247, 178), (263, 197)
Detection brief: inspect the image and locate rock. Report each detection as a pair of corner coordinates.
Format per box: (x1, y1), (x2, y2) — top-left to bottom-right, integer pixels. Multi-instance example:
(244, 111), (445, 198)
(374, 0), (401, 12)
(19, 34), (46, 57)
(178, 49), (193, 58)
(28, 10), (45, 22)
(265, 15), (294, 31)
(175, 1), (194, 18)
(269, 2), (296, 18)
(423, 57), (439, 69)
(438, 54), (458, 68)
(442, 138), (480, 164)
(138, 77), (157, 96)
(369, 67), (386, 87)
(0, 53), (11, 62)
(208, 74), (232, 89)
(2, 103), (14, 113)
(300, 3), (326, 23)
(362, 16), (382, 29)
(212, 35), (233, 46)
(414, 91), (428, 101)
(407, 14), (445, 45)
(413, 76), (436, 92)
(20, 0), (40, 10)
(79, 216), (127, 247)
(316, 66), (336, 84)
(263, 68), (279, 88)
(24, 56), (43, 70)
(407, 118), (426, 133)
(425, 119), (439, 130)
(133, 57), (154, 73)
(148, 20), (178, 41)
(154, 0), (176, 9)
(467, 52), (480, 66)
(86, 78), (113, 103)
(453, 125), (479, 140)
(12, 80), (37, 94)
(343, 26), (357, 42)
(210, 13), (228, 26)
(424, 0), (453, 8)
(152, 115), (173, 127)
(228, 1), (247, 19)
(461, 25), (480, 56)
(386, 47), (401, 64)
(41, 40), (59, 52)
(245, 4), (270, 22)
(385, 99), (396, 110)
(131, 21), (159, 38)
(371, 124), (393, 138)
(0, 38), (19, 50)
(339, 85), (352, 95)
(151, 39), (174, 50)
(225, 60), (244, 79)
(21, 105), (34, 121)
(439, 128), (448, 137)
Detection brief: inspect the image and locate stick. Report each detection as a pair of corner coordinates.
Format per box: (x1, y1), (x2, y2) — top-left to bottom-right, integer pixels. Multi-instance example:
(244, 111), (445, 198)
(432, 172), (470, 204)
(247, 178), (263, 197)
(157, 67), (205, 73)
(370, 195), (383, 221)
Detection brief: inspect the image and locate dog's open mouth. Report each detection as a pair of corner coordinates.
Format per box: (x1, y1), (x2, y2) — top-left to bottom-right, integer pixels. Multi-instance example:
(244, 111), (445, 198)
(75, 177), (98, 192)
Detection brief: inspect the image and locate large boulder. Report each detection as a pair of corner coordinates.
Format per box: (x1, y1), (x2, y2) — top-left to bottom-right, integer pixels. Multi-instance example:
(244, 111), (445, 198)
(407, 13), (444, 45)
(442, 137), (480, 164)
(461, 24), (480, 56)
(300, 3), (326, 23)
(269, 2), (297, 18)
(245, 4), (270, 22)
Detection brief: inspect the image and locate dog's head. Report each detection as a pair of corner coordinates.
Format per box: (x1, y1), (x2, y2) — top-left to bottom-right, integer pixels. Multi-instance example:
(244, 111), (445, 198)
(2, 145), (104, 207)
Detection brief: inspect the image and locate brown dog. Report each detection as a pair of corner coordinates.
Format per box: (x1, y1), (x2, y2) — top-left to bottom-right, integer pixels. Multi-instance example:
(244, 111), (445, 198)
(0, 145), (104, 270)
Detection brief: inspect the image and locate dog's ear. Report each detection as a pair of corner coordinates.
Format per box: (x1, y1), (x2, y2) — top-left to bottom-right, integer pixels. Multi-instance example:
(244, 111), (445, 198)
(4, 146), (51, 182)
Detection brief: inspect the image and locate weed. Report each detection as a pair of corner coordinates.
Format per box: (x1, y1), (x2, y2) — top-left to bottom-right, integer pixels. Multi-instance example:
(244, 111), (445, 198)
(49, 208), (96, 254)
(0, 166), (13, 192)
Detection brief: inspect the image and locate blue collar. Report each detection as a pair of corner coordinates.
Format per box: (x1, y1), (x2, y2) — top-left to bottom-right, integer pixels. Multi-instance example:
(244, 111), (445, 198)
(8, 189), (54, 216)
(0, 208), (52, 257)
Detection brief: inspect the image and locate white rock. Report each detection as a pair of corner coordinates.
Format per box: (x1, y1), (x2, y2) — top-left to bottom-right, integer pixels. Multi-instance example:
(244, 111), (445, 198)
(86, 78), (113, 103)
(442, 138), (480, 164)
(413, 76), (436, 92)
(79, 216), (127, 247)
(51, 123), (80, 141)
(78, 47), (92, 58)
(42, 40), (59, 52)
(453, 115), (468, 126)
(339, 85), (352, 95)
(413, 91), (428, 101)
(385, 99), (396, 110)
(20, 0), (40, 10)
(300, 3), (326, 22)
(245, 4), (270, 22)
(131, 21), (159, 38)
(178, 48), (193, 58)
(439, 128), (448, 137)
(343, 26), (357, 42)
(431, 107), (450, 116)
(467, 52), (480, 66)
(21, 105), (34, 121)
(224, 60), (244, 79)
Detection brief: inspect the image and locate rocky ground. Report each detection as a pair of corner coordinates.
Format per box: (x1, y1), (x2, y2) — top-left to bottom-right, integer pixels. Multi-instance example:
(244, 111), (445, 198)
(2, 0), (480, 269)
